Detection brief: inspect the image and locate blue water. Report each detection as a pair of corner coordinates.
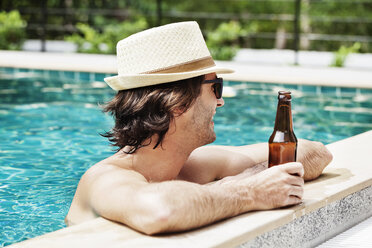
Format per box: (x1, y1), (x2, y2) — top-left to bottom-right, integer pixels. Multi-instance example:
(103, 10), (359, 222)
(1, 70), (372, 246)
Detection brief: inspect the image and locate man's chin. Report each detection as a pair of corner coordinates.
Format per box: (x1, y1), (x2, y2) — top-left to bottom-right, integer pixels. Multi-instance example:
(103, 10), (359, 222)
(205, 132), (216, 145)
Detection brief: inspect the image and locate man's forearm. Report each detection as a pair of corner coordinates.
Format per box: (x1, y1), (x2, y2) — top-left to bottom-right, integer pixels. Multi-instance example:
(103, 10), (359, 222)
(137, 180), (252, 234)
(224, 139), (332, 181)
(211, 161), (267, 186)
(136, 162), (305, 234)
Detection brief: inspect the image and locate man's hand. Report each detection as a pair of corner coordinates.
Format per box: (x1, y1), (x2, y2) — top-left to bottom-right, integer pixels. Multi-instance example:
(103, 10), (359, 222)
(249, 162), (304, 209)
(215, 162), (304, 211)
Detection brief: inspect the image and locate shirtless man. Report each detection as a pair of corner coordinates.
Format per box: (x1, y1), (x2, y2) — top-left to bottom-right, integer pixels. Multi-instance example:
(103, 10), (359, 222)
(65, 22), (332, 235)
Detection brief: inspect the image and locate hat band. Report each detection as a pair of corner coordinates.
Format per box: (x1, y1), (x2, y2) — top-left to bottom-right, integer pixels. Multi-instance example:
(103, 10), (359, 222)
(141, 56), (215, 74)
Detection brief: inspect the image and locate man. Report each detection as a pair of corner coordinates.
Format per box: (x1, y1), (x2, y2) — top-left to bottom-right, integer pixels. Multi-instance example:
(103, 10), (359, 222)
(65, 22), (332, 235)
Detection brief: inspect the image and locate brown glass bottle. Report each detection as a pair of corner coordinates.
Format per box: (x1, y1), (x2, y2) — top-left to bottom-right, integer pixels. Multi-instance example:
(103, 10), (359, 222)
(268, 91), (297, 168)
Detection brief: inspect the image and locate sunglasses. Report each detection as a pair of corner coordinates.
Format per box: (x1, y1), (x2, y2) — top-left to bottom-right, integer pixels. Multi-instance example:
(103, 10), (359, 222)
(202, 77), (223, 99)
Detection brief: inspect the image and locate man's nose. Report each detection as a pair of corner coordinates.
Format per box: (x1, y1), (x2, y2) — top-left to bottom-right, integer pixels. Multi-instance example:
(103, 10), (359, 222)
(217, 97), (225, 107)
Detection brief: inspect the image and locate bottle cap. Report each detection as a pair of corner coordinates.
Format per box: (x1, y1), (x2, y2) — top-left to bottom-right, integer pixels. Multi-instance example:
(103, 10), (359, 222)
(278, 91), (292, 100)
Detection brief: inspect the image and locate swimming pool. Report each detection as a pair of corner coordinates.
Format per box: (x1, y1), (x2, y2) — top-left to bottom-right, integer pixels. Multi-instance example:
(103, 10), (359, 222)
(1, 67), (372, 246)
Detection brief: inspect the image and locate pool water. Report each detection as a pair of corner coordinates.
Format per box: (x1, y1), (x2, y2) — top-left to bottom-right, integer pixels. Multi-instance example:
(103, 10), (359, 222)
(1, 69), (372, 246)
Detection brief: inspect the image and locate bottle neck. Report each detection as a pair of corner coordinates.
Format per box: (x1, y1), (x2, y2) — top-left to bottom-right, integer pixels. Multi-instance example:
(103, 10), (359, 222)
(273, 99), (293, 132)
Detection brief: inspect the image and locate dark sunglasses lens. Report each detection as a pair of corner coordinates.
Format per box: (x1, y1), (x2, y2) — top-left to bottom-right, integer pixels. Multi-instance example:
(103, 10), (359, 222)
(214, 82), (223, 99)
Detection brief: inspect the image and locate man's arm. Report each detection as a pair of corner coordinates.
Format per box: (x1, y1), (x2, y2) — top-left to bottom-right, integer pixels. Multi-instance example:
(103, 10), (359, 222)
(177, 143), (267, 184)
(87, 163), (304, 235)
(178, 139), (333, 184)
(296, 140), (333, 181)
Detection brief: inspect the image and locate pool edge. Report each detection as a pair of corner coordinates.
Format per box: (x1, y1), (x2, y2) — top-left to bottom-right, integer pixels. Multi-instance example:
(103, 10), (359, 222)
(1, 50), (372, 89)
(7, 130), (372, 248)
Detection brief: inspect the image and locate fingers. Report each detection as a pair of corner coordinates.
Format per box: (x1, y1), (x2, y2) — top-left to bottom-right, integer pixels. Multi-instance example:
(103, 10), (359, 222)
(281, 162), (304, 178)
(287, 174), (304, 187)
(288, 185), (304, 199)
(252, 163), (305, 209)
(286, 195), (302, 206)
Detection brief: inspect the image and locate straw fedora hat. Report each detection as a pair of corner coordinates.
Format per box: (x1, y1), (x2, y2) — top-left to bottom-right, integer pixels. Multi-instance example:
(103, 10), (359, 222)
(104, 21), (234, 91)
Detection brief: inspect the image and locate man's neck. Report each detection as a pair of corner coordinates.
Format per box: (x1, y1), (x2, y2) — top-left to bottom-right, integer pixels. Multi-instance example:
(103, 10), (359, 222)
(132, 140), (193, 182)
(116, 125), (199, 182)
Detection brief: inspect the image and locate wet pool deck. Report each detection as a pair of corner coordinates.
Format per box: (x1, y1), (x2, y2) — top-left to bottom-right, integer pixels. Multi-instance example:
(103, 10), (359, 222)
(1, 50), (372, 247)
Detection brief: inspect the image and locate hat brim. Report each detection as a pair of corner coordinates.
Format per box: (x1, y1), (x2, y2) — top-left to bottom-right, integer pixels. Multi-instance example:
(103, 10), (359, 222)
(104, 66), (234, 91)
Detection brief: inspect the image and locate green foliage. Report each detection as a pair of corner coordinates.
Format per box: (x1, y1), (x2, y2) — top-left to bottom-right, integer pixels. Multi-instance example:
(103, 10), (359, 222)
(2, 0), (372, 52)
(103, 19), (148, 54)
(308, 2), (371, 52)
(65, 18), (148, 54)
(65, 23), (104, 53)
(206, 21), (245, 61)
(331, 42), (361, 67)
(0, 10), (27, 50)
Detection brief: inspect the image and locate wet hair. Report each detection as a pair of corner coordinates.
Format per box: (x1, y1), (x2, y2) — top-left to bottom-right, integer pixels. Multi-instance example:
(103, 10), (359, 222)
(101, 75), (204, 154)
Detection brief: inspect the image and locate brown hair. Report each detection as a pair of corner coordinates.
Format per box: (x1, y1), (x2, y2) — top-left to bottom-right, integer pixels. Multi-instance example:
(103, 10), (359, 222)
(101, 75), (204, 154)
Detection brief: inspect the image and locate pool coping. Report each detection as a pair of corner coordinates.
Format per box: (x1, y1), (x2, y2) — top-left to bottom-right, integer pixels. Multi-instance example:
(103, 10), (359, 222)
(7, 130), (372, 248)
(1, 50), (372, 89)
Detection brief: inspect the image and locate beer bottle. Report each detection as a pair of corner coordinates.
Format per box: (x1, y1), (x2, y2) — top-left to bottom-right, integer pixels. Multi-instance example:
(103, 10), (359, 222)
(268, 91), (297, 168)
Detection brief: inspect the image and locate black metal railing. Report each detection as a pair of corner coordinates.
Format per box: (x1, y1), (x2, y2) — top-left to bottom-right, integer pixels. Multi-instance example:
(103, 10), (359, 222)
(1, 0), (371, 63)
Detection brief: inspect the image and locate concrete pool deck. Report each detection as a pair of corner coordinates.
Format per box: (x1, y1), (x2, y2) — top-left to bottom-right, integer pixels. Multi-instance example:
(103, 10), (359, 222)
(1, 50), (372, 247)
(1, 50), (372, 89)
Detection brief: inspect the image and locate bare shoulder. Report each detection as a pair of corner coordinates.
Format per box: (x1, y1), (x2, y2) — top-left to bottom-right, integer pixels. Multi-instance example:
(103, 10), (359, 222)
(187, 146), (230, 162)
(177, 146), (227, 184)
(83, 162), (146, 183)
(66, 161), (148, 226)
(81, 162), (146, 200)
(178, 145), (258, 184)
